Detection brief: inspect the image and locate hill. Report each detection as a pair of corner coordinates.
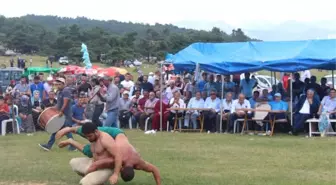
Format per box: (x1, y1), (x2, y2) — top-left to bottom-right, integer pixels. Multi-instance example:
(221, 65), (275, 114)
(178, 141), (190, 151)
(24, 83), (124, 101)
(0, 15), (256, 63)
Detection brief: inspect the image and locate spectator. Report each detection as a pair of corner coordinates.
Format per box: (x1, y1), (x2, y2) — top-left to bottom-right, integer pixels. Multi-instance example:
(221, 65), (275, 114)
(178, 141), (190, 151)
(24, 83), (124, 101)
(249, 91), (260, 109)
(282, 73), (290, 91)
(30, 76), (44, 100)
(139, 92), (158, 130)
(31, 90), (42, 130)
(41, 91), (57, 110)
(165, 81), (180, 100)
(152, 91), (170, 131)
(182, 77), (193, 102)
(115, 71), (125, 82)
(114, 76), (124, 95)
(168, 92), (186, 130)
(43, 76), (54, 99)
(196, 72), (208, 94)
(141, 75), (154, 92)
(78, 74), (92, 96)
(266, 93), (290, 132)
(0, 96), (10, 134)
(292, 73), (305, 101)
(134, 90), (149, 126)
(5, 80), (16, 95)
(121, 73), (134, 92)
(71, 98), (86, 126)
(13, 76), (31, 98)
(153, 79), (160, 92)
(318, 88), (336, 119)
(90, 78), (105, 127)
(300, 70), (311, 82)
(130, 90), (141, 127)
(118, 92), (132, 128)
(101, 77), (120, 127)
(204, 74), (218, 97)
(292, 89), (320, 135)
(216, 92), (233, 133)
(240, 72), (257, 99)
(148, 72), (155, 85)
(130, 81), (143, 96)
(203, 90), (221, 133)
(258, 89), (273, 102)
(174, 76), (184, 94)
(183, 92), (204, 129)
(18, 95), (34, 135)
(223, 75), (236, 98)
(229, 93), (252, 132)
(307, 76), (322, 99)
(320, 77), (331, 98)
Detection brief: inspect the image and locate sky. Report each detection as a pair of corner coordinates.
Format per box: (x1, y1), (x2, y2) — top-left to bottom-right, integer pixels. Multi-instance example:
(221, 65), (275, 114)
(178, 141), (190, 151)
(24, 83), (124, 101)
(1, 0), (336, 27)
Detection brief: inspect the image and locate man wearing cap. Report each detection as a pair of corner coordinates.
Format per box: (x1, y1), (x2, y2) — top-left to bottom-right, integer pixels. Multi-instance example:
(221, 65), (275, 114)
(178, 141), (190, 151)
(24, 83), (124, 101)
(267, 93), (290, 132)
(38, 77), (76, 151)
(43, 76), (54, 99)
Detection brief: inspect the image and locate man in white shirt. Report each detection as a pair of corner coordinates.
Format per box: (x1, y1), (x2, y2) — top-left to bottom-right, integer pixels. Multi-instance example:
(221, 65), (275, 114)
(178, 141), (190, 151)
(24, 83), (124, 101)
(300, 70), (311, 82)
(168, 92), (186, 130)
(229, 93), (252, 133)
(148, 72), (155, 85)
(43, 76), (53, 100)
(184, 92), (204, 129)
(203, 90), (221, 133)
(216, 92), (233, 133)
(293, 89), (320, 135)
(165, 81), (180, 100)
(121, 73), (134, 92)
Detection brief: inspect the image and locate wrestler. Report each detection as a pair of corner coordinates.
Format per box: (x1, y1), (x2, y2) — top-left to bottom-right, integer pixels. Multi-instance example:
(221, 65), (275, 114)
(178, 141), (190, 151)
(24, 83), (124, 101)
(58, 123), (161, 185)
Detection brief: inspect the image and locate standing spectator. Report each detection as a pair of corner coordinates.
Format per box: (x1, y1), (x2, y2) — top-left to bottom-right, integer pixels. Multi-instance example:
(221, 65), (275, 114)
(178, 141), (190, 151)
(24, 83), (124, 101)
(229, 93), (252, 133)
(43, 76), (54, 99)
(101, 77), (120, 127)
(139, 92), (158, 130)
(223, 75), (236, 98)
(292, 89), (320, 135)
(118, 92), (132, 128)
(89, 78), (105, 127)
(121, 73), (134, 92)
(153, 79), (160, 92)
(148, 72), (155, 85)
(184, 92), (204, 129)
(300, 70), (311, 82)
(6, 80), (16, 95)
(320, 77), (331, 98)
(203, 90), (221, 133)
(29, 58), (33, 67)
(21, 59), (26, 69)
(10, 58), (14, 67)
(282, 73), (290, 91)
(292, 73), (305, 101)
(18, 95), (34, 135)
(30, 76), (44, 100)
(182, 77), (193, 102)
(204, 74), (217, 97)
(196, 72), (208, 94)
(77, 74), (92, 96)
(165, 81), (180, 100)
(141, 75), (154, 92)
(307, 76), (322, 99)
(240, 72), (257, 99)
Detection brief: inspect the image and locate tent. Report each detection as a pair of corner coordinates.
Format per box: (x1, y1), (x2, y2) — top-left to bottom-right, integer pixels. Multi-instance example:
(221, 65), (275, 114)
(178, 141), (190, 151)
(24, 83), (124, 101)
(25, 67), (61, 75)
(166, 39), (336, 74)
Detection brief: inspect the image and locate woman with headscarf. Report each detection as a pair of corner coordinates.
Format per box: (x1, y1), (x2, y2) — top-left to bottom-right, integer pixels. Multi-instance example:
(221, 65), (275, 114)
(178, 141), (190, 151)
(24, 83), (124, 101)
(31, 90), (43, 131)
(151, 91), (170, 131)
(19, 95), (35, 135)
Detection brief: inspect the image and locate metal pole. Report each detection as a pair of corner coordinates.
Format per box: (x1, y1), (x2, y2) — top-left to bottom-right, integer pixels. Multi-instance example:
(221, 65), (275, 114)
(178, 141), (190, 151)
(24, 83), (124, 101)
(219, 75), (224, 133)
(290, 73), (293, 126)
(159, 62), (163, 131)
(332, 70), (335, 88)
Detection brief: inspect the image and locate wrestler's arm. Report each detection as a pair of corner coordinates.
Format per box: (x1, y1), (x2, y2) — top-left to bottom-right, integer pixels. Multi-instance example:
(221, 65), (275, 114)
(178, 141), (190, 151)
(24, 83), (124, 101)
(86, 158), (115, 174)
(55, 126), (80, 139)
(58, 138), (84, 151)
(101, 135), (122, 184)
(136, 160), (161, 185)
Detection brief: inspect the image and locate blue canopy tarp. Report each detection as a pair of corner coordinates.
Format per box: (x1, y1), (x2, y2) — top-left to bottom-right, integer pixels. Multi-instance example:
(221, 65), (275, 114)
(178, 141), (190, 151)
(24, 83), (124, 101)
(166, 39), (336, 74)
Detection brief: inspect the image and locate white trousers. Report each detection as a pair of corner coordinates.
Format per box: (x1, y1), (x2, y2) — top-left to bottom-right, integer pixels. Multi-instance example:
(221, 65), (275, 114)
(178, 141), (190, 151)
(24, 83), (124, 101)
(69, 157), (113, 185)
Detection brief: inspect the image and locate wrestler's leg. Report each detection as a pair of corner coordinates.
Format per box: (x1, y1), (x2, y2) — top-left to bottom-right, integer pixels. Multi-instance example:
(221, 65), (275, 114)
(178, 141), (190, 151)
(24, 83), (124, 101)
(79, 169), (113, 185)
(69, 157), (93, 176)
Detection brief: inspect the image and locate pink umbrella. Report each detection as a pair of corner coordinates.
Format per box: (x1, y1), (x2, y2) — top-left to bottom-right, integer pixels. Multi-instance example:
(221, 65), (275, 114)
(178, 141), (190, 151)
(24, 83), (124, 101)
(74, 67), (97, 75)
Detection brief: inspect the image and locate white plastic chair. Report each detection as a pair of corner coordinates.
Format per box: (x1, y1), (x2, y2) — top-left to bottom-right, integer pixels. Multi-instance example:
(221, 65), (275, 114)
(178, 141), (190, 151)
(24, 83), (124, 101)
(1, 105), (20, 136)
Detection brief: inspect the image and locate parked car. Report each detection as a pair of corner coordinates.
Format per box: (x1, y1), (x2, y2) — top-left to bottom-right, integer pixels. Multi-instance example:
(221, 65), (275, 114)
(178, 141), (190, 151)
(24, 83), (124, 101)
(324, 75), (336, 89)
(0, 67), (24, 93)
(59, 56), (69, 65)
(241, 74), (279, 91)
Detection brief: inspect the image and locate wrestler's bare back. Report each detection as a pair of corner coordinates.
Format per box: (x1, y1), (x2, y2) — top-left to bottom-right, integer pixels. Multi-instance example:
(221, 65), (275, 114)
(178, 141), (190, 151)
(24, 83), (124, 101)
(91, 132), (116, 161)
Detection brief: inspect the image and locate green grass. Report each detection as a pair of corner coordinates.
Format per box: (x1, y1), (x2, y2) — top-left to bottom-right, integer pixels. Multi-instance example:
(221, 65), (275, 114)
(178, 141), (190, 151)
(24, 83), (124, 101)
(0, 131), (335, 185)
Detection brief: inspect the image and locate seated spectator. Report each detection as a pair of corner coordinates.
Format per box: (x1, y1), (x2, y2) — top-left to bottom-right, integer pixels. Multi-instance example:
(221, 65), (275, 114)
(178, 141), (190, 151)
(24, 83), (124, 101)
(216, 92), (233, 133)
(18, 95), (34, 135)
(249, 91), (260, 108)
(266, 93), (290, 132)
(130, 81), (143, 96)
(203, 90), (221, 133)
(129, 90), (141, 127)
(318, 88), (336, 121)
(258, 89), (273, 102)
(118, 92), (132, 128)
(139, 92), (158, 130)
(184, 92), (204, 129)
(141, 75), (154, 92)
(31, 90), (43, 131)
(152, 91), (170, 131)
(165, 81), (180, 100)
(134, 90), (149, 125)
(168, 92), (186, 130)
(121, 73), (134, 92)
(182, 77), (193, 103)
(0, 96), (10, 133)
(153, 79), (160, 92)
(41, 91), (57, 110)
(229, 93), (252, 132)
(175, 76), (184, 94)
(71, 98), (86, 126)
(30, 76), (44, 100)
(292, 89), (320, 135)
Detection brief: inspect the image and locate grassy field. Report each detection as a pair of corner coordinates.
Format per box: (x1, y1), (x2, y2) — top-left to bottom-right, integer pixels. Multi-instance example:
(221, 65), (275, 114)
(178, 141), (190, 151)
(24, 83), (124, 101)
(0, 131), (335, 185)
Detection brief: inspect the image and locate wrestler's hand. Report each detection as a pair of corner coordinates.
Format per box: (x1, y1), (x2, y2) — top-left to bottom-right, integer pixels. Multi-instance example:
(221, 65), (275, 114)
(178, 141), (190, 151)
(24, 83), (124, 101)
(58, 139), (72, 148)
(58, 111), (64, 117)
(86, 164), (97, 174)
(109, 174), (119, 184)
(55, 127), (71, 140)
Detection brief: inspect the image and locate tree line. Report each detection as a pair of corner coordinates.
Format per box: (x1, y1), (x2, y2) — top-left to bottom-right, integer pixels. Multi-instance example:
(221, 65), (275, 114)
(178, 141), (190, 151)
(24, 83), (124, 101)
(0, 15), (258, 63)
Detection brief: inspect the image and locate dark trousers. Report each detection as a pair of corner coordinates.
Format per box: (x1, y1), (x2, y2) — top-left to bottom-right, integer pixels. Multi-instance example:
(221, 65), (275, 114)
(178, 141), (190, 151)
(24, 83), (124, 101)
(46, 118), (74, 148)
(293, 113), (311, 133)
(216, 110), (230, 132)
(92, 104), (104, 127)
(229, 113), (253, 132)
(203, 111), (217, 132)
(264, 113), (290, 132)
(168, 112), (183, 129)
(118, 110), (131, 128)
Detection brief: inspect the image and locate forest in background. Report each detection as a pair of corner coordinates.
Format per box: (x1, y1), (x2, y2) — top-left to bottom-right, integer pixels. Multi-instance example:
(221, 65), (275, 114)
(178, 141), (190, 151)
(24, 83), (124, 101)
(0, 15), (257, 63)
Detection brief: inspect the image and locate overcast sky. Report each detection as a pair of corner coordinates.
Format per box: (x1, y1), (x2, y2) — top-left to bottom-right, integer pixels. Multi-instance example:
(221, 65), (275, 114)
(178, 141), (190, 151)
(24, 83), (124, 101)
(1, 0), (335, 27)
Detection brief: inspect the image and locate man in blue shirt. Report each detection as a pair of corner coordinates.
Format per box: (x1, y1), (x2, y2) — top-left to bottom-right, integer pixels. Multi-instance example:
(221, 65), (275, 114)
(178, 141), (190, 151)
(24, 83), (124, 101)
(30, 76), (44, 100)
(196, 72), (208, 94)
(71, 98), (86, 126)
(240, 72), (257, 99)
(203, 90), (221, 132)
(266, 93), (290, 132)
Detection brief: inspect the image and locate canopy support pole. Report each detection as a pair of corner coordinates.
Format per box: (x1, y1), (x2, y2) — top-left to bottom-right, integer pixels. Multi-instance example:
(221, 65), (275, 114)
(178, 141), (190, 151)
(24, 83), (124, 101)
(220, 75), (224, 133)
(290, 73), (293, 126)
(332, 70), (335, 88)
(159, 62), (163, 131)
